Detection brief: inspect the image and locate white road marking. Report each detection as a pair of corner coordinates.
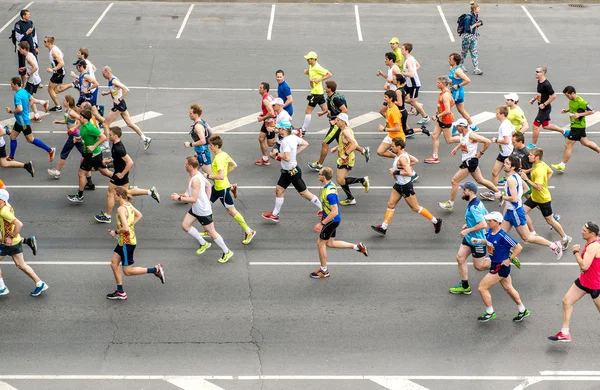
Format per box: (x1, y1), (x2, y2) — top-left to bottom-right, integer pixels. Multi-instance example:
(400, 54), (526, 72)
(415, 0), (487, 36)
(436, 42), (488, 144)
(521, 6), (550, 44)
(267, 4), (275, 40)
(0, 381), (19, 390)
(111, 111), (162, 127)
(249, 262), (575, 266)
(372, 378), (429, 390)
(470, 111), (496, 126)
(193, 130), (600, 136)
(176, 4), (195, 39)
(0, 1), (35, 34)
(437, 6), (455, 43)
(561, 112), (600, 130)
(316, 112), (381, 134)
(540, 371), (600, 376)
(212, 112), (260, 133)
(1, 112), (49, 127)
(354, 5), (363, 42)
(512, 377), (545, 390)
(86, 3), (114, 37)
(167, 377), (225, 390)
(5, 185), (555, 190)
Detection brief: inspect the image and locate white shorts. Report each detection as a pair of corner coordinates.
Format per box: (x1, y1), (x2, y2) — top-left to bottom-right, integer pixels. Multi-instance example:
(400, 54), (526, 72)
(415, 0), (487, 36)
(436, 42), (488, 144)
(382, 135), (393, 144)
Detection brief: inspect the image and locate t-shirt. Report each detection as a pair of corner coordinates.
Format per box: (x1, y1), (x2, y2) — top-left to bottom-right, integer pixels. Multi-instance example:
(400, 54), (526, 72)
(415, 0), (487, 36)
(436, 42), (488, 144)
(327, 94), (345, 119)
(308, 62), (329, 95)
(320, 181), (341, 223)
(277, 81), (293, 116)
(275, 110), (291, 127)
(465, 197), (488, 245)
(0, 204), (22, 245)
(280, 135), (302, 170)
(537, 80), (554, 111)
(497, 119), (514, 157)
(386, 103), (403, 139)
(485, 228), (518, 264)
(530, 161), (552, 203)
(111, 141), (128, 176)
(13, 88), (31, 126)
(79, 121), (102, 155)
(511, 146), (532, 172)
(211, 151), (232, 191)
(507, 106), (527, 132)
(569, 96), (594, 129)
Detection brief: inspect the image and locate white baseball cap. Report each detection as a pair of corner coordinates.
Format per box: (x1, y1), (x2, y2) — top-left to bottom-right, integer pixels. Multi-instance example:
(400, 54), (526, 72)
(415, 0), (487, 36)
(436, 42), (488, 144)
(0, 189), (9, 202)
(484, 211), (503, 223)
(271, 98), (284, 106)
(504, 93), (519, 102)
(337, 113), (350, 127)
(453, 118), (469, 127)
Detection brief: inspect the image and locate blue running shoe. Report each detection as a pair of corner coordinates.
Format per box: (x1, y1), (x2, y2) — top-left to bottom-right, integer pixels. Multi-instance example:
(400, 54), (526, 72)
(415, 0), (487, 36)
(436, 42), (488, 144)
(498, 177), (507, 186)
(470, 124), (479, 132)
(31, 282), (49, 297)
(527, 143), (537, 149)
(451, 125), (458, 135)
(563, 129), (571, 139)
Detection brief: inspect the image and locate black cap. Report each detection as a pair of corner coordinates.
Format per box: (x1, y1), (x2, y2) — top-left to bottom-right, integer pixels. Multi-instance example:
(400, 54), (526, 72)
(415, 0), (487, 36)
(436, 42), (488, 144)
(585, 222), (600, 235)
(73, 59), (87, 68)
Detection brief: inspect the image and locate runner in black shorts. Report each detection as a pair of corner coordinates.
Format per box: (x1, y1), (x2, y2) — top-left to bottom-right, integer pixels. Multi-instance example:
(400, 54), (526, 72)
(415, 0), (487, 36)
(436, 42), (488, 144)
(528, 66), (567, 148)
(393, 74), (430, 138)
(189, 210), (213, 226)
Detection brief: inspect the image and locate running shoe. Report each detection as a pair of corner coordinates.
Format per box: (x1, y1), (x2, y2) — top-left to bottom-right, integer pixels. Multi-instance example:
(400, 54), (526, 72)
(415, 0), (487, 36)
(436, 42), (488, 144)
(563, 129), (571, 139)
(48, 147), (56, 163)
(231, 183), (238, 199)
(310, 269), (330, 279)
(27, 236), (38, 256)
(417, 116), (430, 125)
(357, 242), (368, 257)
(32, 116), (42, 123)
(408, 107), (417, 116)
(49, 105), (62, 112)
(0, 287), (9, 296)
(551, 163), (565, 172)
(31, 282), (49, 297)
(301, 128), (307, 137)
(84, 182), (95, 190)
(340, 198), (357, 206)
(434, 218), (443, 234)
(548, 331), (571, 342)
(3, 125), (10, 135)
(67, 194), (84, 203)
(362, 176), (370, 193)
(438, 201), (454, 211)
(511, 256), (521, 269)
(199, 231), (210, 237)
(362, 146), (371, 163)
(255, 158), (270, 166)
(371, 224), (387, 235)
(155, 264), (166, 284)
(451, 125), (458, 135)
(95, 212), (111, 223)
(143, 137), (152, 151)
(410, 173), (419, 183)
(552, 242), (563, 260)
(107, 290), (127, 300)
(513, 309), (531, 322)
(406, 134), (415, 139)
(478, 311), (496, 322)
(196, 242), (211, 255)
(562, 236), (573, 251)
(449, 283), (471, 294)
(24, 161), (34, 178)
(420, 125), (430, 136)
(242, 230), (256, 245)
(307, 161), (323, 171)
(527, 143), (537, 149)
(473, 68), (483, 76)
(424, 156), (439, 164)
(479, 191), (495, 201)
(469, 124), (480, 132)
(261, 212), (279, 222)
(150, 186), (161, 203)
(42, 100), (49, 113)
(218, 250), (234, 263)
(498, 177), (507, 186)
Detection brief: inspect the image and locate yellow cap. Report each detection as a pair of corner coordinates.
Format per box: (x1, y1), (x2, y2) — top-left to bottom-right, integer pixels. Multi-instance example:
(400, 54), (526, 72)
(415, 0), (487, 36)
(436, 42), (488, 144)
(389, 37), (400, 44)
(304, 51), (318, 60)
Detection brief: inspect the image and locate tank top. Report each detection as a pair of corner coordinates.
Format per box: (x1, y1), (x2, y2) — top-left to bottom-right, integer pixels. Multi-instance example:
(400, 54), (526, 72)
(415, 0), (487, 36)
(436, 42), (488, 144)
(190, 120), (209, 154)
(387, 65), (399, 91)
(49, 46), (64, 73)
(437, 88), (455, 124)
(63, 110), (79, 134)
(79, 71), (97, 95)
(393, 152), (411, 185)
(459, 129), (478, 161)
(261, 93), (274, 117)
(108, 77), (122, 100)
(117, 203), (137, 246)
(25, 53), (41, 85)
(505, 173), (523, 211)
(403, 56), (421, 88)
(188, 173), (212, 217)
(448, 66), (462, 91)
(579, 239), (600, 290)
(337, 127), (356, 167)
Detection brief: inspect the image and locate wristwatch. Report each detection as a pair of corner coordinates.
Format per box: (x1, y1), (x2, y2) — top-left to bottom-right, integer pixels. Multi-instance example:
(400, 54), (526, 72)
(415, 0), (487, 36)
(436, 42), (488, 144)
(321, 221), (326, 226)
(573, 250), (580, 255)
(178, 195), (182, 201)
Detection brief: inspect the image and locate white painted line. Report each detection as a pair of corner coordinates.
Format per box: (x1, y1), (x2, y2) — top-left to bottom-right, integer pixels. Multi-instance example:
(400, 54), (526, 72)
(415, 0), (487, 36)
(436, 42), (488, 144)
(176, 4), (195, 39)
(470, 111), (496, 126)
(111, 111), (162, 127)
(4, 185), (554, 190)
(249, 262), (575, 266)
(1, 112), (49, 127)
(437, 6), (455, 43)
(212, 112), (260, 133)
(167, 377), (225, 390)
(27, 262), (108, 265)
(316, 112), (381, 134)
(512, 378), (545, 390)
(86, 3), (113, 37)
(540, 371), (600, 376)
(0, 381), (19, 390)
(372, 378), (429, 390)
(267, 4), (275, 40)
(0, 1), (34, 34)
(354, 5), (363, 42)
(196, 130), (600, 136)
(521, 6), (550, 44)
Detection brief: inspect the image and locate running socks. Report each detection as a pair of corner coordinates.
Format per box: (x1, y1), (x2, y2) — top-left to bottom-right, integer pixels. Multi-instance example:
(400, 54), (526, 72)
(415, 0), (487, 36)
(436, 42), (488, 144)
(233, 213), (250, 232)
(383, 208), (395, 228)
(9, 139), (17, 159)
(461, 280), (469, 289)
(117, 284), (124, 293)
(147, 267), (157, 274)
(517, 304), (526, 312)
(341, 184), (353, 199)
(273, 197), (284, 215)
(417, 206), (436, 223)
(213, 235), (229, 253)
(32, 138), (51, 152)
(302, 114), (312, 132)
(310, 195), (322, 209)
(187, 226), (207, 245)
(486, 306), (494, 314)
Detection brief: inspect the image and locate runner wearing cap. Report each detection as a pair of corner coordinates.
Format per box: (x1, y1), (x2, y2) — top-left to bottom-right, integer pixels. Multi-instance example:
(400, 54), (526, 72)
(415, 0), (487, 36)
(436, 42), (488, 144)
(505, 93), (528, 133)
(549, 222), (600, 342)
(389, 37), (404, 70)
(270, 98), (292, 159)
(0, 189), (48, 297)
(472, 211), (530, 323)
(438, 118), (500, 211)
(330, 113), (369, 205)
(449, 181), (489, 295)
(185, 104), (212, 175)
(301, 52), (332, 135)
(480, 106), (514, 201)
(371, 137), (442, 236)
(275, 69), (293, 118)
(255, 82), (276, 166)
(448, 53), (478, 132)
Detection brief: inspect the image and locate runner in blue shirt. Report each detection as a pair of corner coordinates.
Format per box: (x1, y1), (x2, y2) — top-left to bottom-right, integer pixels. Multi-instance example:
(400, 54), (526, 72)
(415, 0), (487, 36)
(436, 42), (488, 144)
(276, 70), (293, 117)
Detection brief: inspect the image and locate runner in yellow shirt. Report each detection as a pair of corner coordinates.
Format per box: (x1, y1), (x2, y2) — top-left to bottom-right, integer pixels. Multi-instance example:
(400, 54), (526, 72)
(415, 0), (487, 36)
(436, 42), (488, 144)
(300, 52), (332, 135)
(504, 93), (529, 133)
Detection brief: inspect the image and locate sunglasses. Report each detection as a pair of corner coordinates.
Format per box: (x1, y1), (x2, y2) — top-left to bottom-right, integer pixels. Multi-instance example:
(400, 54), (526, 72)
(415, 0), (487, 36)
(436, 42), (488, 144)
(535, 70), (543, 73)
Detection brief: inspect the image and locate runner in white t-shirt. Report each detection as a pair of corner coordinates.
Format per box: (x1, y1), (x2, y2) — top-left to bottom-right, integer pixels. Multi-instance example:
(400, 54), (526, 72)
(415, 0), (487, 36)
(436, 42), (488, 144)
(481, 106), (515, 201)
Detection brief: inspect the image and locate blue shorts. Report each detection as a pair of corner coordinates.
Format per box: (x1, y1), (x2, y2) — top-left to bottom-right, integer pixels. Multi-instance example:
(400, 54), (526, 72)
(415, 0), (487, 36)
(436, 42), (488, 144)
(452, 87), (465, 104)
(195, 147), (212, 166)
(490, 262), (510, 278)
(114, 244), (136, 266)
(210, 186), (234, 208)
(504, 207), (527, 227)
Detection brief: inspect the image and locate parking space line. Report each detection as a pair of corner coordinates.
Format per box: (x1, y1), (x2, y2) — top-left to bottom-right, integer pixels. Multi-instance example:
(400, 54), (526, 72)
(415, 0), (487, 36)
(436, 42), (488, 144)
(176, 4), (195, 39)
(86, 2), (114, 37)
(354, 5), (363, 42)
(267, 4), (275, 40)
(0, 1), (35, 34)
(521, 6), (550, 44)
(437, 6), (455, 43)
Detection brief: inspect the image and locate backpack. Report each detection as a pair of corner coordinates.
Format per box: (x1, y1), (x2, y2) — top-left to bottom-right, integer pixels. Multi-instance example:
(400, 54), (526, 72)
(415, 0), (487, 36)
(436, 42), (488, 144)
(457, 14), (469, 36)
(329, 93), (348, 115)
(199, 119), (212, 140)
(9, 28), (17, 52)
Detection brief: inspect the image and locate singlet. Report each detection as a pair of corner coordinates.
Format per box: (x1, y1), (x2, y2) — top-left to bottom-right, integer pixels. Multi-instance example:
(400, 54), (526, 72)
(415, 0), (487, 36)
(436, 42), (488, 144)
(117, 203), (137, 246)
(190, 120), (209, 152)
(459, 129), (478, 161)
(108, 77), (122, 101)
(320, 181), (341, 223)
(63, 110), (79, 135)
(437, 88), (455, 124)
(261, 92), (274, 117)
(505, 173), (523, 211)
(25, 52), (41, 85)
(497, 119), (515, 157)
(387, 65), (400, 91)
(579, 238), (600, 290)
(79, 71), (97, 96)
(448, 66), (462, 91)
(48, 46), (64, 74)
(337, 127), (356, 168)
(188, 173), (212, 217)
(393, 152), (411, 185)
(403, 56), (421, 88)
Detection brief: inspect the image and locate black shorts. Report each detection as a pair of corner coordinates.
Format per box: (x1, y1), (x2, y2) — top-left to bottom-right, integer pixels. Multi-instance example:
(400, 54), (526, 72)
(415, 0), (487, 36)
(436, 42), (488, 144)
(210, 186), (235, 208)
(323, 124), (341, 145)
(461, 238), (487, 258)
(404, 86), (420, 99)
(490, 262), (511, 278)
(12, 123), (32, 136)
(523, 197), (553, 218)
(260, 122), (276, 140)
(337, 164), (352, 171)
(277, 167), (307, 193)
(111, 100), (127, 112)
(307, 94), (326, 108)
(50, 72), (65, 84)
(114, 244), (135, 266)
(188, 209), (213, 225)
(110, 174), (130, 187)
(25, 82), (39, 94)
(76, 94), (97, 108)
(393, 182), (415, 198)
(437, 120), (452, 129)
(575, 278), (600, 300)
(496, 153), (509, 163)
(80, 153), (106, 172)
(459, 157), (479, 173)
(534, 108), (551, 127)
(0, 145), (6, 159)
(568, 127), (586, 141)
(319, 221), (339, 240)
(0, 242), (23, 257)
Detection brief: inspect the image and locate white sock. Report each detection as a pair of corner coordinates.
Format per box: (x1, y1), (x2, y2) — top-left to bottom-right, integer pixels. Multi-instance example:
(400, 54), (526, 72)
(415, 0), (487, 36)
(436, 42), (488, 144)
(302, 114), (312, 131)
(517, 304), (526, 312)
(353, 244), (358, 250)
(561, 328), (570, 335)
(214, 235), (229, 253)
(320, 266), (327, 272)
(262, 155), (268, 161)
(147, 190), (151, 196)
(449, 200), (454, 205)
(187, 227), (206, 245)
(431, 217), (438, 224)
(381, 222), (388, 229)
(563, 236), (569, 241)
(140, 135), (148, 142)
(310, 195), (322, 209)
(550, 241), (558, 250)
(36, 280), (43, 287)
(0, 277), (5, 289)
(530, 230), (537, 236)
(486, 306), (494, 314)
(273, 197), (284, 215)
